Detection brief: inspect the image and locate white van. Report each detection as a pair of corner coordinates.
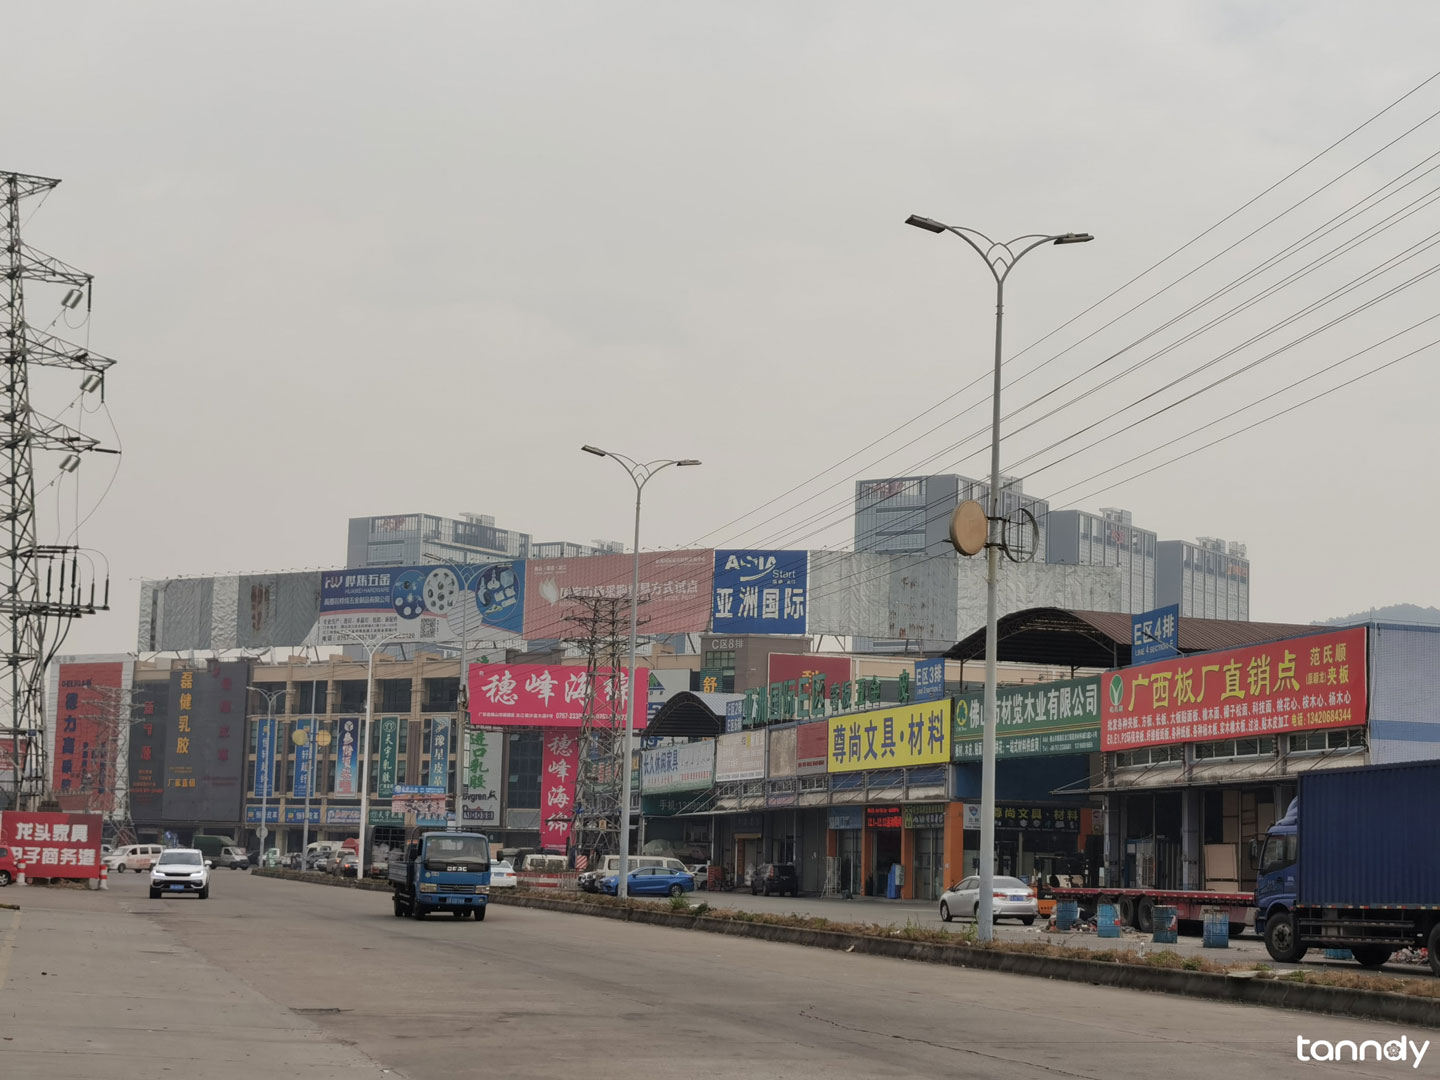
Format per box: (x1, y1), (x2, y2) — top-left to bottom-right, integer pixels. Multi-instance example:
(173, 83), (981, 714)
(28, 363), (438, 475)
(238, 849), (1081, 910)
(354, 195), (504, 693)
(104, 844), (164, 873)
(578, 855), (689, 892)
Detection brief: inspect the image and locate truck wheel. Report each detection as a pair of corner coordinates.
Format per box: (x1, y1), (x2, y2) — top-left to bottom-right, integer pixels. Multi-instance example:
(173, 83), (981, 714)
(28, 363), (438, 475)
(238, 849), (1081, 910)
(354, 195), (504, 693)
(1136, 898), (1155, 934)
(410, 900), (427, 919)
(1264, 912), (1306, 963)
(1116, 896), (1137, 928)
(392, 897), (406, 918)
(1351, 945), (1392, 969)
(474, 906), (487, 921)
(1428, 925), (1440, 977)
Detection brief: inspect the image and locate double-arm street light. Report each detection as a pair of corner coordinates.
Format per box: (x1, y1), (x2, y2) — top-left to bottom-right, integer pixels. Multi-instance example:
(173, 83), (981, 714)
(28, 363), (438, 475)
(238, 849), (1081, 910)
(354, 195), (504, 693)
(246, 684), (289, 866)
(904, 214), (1092, 941)
(582, 445), (700, 899)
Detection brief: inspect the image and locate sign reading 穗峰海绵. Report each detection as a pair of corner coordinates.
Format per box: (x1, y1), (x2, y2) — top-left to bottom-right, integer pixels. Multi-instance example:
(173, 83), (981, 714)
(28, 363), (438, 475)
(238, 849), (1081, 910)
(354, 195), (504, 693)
(1131, 604), (1179, 663)
(952, 677), (1102, 761)
(540, 730), (579, 849)
(641, 740), (715, 793)
(318, 561), (525, 646)
(1102, 626), (1368, 752)
(711, 550), (808, 634)
(827, 701), (951, 773)
(468, 664), (647, 730)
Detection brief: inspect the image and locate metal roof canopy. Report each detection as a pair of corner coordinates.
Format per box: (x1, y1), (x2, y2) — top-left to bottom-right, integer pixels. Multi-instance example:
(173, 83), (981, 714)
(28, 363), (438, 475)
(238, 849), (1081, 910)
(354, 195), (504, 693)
(943, 607), (1321, 670)
(644, 691), (742, 739)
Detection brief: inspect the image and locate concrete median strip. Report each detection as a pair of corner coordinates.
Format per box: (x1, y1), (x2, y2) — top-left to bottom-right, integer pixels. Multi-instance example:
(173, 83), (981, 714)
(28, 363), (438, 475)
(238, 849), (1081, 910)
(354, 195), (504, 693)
(252, 871), (1439, 1027)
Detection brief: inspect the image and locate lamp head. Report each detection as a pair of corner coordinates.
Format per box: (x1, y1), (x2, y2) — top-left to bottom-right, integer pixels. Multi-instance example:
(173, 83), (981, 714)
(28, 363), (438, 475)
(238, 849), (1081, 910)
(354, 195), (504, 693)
(904, 214), (948, 234)
(677, 459), (702, 467)
(581, 445), (608, 457)
(1053, 233), (1094, 245)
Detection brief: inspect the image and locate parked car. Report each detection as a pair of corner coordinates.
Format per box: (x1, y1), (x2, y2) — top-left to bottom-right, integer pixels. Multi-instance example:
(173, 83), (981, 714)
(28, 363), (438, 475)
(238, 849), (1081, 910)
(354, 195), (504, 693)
(104, 843), (164, 873)
(489, 860), (517, 888)
(689, 864), (710, 890)
(0, 844), (18, 886)
(579, 855), (689, 892)
(217, 846), (250, 870)
(308, 851), (336, 873)
(751, 863), (800, 897)
(600, 866), (695, 897)
(148, 848), (211, 900)
(332, 852), (359, 878)
(939, 875), (1037, 925)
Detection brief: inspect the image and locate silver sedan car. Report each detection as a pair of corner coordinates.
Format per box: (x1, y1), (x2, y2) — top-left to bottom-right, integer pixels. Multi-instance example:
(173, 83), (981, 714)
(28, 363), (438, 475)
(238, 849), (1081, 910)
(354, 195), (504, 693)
(940, 875), (1038, 925)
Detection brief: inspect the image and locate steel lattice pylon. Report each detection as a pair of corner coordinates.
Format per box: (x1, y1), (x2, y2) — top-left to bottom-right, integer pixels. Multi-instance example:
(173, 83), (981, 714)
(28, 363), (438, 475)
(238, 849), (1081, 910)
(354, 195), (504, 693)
(2, 172), (115, 810)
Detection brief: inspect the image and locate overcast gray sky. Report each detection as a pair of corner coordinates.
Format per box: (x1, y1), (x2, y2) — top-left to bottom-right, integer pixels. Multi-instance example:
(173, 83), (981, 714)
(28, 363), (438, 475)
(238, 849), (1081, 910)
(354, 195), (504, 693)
(8, 1), (1440, 655)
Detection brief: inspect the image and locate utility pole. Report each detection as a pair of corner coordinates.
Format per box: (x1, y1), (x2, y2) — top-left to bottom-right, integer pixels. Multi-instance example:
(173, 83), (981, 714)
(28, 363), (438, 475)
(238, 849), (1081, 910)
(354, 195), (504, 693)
(566, 594), (638, 867)
(2, 171), (116, 811)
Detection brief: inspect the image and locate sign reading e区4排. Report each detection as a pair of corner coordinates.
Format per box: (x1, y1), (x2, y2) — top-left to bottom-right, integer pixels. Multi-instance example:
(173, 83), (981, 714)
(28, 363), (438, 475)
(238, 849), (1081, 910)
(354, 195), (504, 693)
(1101, 627), (1366, 751)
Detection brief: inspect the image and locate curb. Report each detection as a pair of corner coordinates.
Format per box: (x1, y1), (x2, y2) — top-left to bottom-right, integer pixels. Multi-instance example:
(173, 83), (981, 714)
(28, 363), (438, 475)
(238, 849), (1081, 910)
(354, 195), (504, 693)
(253, 871), (1439, 1027)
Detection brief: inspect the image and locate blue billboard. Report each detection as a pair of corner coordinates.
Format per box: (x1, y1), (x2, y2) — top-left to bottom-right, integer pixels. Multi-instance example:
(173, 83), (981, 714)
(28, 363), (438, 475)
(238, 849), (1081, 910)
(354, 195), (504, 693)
(1131, 604), (1180, 663)
(913, 657), (946, 703)
(711, 550), (808, 635)
(254, 715), (278, 797)
(318, 560), (525, 646)
(292, 718), (315, 799)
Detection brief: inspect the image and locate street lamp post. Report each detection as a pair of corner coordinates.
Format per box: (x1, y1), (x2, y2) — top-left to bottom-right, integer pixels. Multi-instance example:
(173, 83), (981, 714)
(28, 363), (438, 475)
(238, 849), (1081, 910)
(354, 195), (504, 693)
(581, 445), (700, 900)
(423, 553), (475, 832)
(904, 214), (1092, 941)
(330, 629), (402, 878)
(247, 685), (288, 867)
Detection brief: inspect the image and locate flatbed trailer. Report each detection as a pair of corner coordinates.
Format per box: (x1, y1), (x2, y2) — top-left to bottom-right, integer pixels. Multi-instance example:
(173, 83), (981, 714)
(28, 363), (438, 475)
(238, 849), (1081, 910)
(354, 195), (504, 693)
(1050, 886), (1252, 935)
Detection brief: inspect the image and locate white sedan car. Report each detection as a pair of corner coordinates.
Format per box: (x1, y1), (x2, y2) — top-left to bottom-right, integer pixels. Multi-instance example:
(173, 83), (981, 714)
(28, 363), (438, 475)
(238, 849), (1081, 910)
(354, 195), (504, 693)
(940, 875), (1037, 925)
(489, 860), (517, 888)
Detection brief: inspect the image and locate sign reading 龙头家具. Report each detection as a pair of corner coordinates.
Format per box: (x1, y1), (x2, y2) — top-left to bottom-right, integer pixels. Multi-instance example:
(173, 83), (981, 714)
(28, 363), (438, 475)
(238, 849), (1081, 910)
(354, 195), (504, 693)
(827, 701), (951, 773)
(1101, 626), (1367, 752)
(953, 677), (1101, 760)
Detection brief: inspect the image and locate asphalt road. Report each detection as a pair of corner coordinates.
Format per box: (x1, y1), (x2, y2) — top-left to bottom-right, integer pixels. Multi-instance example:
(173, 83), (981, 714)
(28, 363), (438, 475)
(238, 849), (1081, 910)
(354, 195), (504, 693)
(2, 872), (1433, 1080)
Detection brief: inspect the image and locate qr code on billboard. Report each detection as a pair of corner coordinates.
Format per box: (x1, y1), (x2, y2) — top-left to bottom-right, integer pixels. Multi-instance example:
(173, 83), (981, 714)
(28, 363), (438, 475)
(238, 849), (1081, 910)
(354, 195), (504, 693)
(420, 618), (438, 638)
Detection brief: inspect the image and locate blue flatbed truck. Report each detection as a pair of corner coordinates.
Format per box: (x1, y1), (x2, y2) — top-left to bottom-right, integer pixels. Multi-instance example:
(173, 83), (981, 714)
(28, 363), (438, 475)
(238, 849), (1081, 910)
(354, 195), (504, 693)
(388, 830), (492, 920)
(1255, 760), (1440, 974)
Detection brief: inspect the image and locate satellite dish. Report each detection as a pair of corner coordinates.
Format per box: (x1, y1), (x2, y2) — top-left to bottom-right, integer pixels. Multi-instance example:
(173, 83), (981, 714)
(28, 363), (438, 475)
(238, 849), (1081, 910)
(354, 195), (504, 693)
(948, 500), (988, 557)
(1001, 508), (1040, 564)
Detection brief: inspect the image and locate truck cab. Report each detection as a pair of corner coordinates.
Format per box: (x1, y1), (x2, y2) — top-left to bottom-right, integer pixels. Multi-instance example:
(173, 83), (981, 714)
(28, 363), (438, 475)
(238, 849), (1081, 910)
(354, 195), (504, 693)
(1252, 798), (1299, 944)
(388, 831), (491, 920)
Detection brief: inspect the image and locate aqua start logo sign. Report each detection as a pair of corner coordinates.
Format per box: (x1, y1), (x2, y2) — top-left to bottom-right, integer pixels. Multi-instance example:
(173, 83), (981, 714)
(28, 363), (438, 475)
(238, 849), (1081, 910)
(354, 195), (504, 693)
(1296, 1035), (1430, 1068)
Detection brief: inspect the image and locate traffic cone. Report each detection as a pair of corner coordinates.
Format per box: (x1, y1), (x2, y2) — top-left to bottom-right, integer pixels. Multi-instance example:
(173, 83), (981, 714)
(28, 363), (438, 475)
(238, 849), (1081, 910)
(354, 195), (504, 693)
(16, 862), (25, 886)
(99, 864), (109, 891)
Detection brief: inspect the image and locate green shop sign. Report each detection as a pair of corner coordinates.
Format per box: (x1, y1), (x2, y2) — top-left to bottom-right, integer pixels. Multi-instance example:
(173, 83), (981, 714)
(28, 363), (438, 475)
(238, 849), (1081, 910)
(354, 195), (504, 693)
(742, 674), (884, 727)
(953, 676), (1101, 760)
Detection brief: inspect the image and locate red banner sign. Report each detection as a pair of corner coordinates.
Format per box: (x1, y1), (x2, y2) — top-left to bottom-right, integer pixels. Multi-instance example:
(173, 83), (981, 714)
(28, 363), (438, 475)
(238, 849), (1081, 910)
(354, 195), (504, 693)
(1101, 627), (1366, 751)
(540, 729), (579, 852)
(53, 661), (127, 812)
(0, 812), (103, 879)
(522, 551), (714, 639)
(795, 721), (829, 775)
(468, 664), (647, 729)
(767, 653), (853, 690)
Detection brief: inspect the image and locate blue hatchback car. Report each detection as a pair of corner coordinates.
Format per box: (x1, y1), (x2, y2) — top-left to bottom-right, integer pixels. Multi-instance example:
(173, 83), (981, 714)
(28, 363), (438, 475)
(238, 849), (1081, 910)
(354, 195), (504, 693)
(600, 866), (696, 897)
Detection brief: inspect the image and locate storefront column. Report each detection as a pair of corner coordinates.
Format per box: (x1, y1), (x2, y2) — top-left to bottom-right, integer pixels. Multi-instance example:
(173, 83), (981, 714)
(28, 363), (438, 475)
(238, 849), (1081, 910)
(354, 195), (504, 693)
(900, 827), (917, 900)
(1181, 787), (1202, 890)
(860, 830), (873, 897)
(1103, 794), (1124, 887)
(943, 802), (965, 891)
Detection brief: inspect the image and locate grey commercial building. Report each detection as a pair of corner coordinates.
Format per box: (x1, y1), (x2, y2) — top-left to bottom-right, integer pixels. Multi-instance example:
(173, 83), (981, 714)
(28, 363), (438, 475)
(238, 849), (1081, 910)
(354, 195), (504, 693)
(346, 512), (619, 570)
(853, 474), (1049, 561)
(1156, 538), (1250, 620)
(1044, 507), (1157, 614)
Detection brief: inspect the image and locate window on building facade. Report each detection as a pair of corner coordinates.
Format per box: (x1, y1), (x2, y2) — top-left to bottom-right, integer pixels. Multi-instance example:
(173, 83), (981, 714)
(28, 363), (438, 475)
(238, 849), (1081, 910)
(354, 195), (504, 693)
(1289, 728), (1366, 753)
(379, 678), (412, 712)
(1115, 744), (1184, 767)
(1193, 737), (1276, 760)
(507, 731), (543, 809)
(336, 680), (368, 713)
(424, 677), (460, 711)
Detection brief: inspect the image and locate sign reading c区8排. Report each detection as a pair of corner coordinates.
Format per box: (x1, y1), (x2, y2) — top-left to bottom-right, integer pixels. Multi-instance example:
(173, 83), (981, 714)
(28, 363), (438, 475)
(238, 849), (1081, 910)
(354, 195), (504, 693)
(1101, 627), (1367, 752)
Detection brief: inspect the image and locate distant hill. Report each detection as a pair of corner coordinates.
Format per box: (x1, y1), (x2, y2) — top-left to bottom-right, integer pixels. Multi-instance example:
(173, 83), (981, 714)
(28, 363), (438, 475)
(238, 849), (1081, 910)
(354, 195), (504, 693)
(1316, 603), (1440, 626)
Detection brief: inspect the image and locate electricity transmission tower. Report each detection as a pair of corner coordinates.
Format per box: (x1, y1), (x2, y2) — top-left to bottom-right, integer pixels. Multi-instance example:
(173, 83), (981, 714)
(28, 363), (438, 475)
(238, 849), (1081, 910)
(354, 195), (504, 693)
(564, 595), (644, 867)
(2, 172), (116, 810)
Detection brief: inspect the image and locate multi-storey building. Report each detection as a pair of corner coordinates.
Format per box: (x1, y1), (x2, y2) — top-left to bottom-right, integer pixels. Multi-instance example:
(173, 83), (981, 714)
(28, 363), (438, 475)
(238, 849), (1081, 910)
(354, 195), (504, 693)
(1156, 538), (1250, 620)
(1044, 507), (1157, 614)
(346, 512), (620, 569)
(853, 474), (1049, 560)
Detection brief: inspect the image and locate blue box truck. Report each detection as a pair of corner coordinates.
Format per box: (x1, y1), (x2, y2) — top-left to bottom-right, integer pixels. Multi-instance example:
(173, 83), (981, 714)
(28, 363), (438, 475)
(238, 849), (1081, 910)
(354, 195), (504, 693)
(1255, 760), (1440, 974)
(388, 830), (492, 920)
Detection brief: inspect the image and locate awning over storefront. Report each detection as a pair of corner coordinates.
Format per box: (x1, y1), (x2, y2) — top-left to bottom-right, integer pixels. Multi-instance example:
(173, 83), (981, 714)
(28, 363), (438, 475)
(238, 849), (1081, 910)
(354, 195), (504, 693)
(646, 691), (744, 739)
(943, 607), (1316, 669)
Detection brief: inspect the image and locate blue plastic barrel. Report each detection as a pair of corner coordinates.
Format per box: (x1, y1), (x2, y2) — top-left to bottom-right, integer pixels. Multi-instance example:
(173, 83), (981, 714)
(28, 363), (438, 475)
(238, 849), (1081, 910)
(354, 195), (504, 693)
(1055, 900), (1079, 931)
(1097, 902), (1122, 938)
(1202, 908), (1229, 948)
(1152, 905), (1178, 944)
